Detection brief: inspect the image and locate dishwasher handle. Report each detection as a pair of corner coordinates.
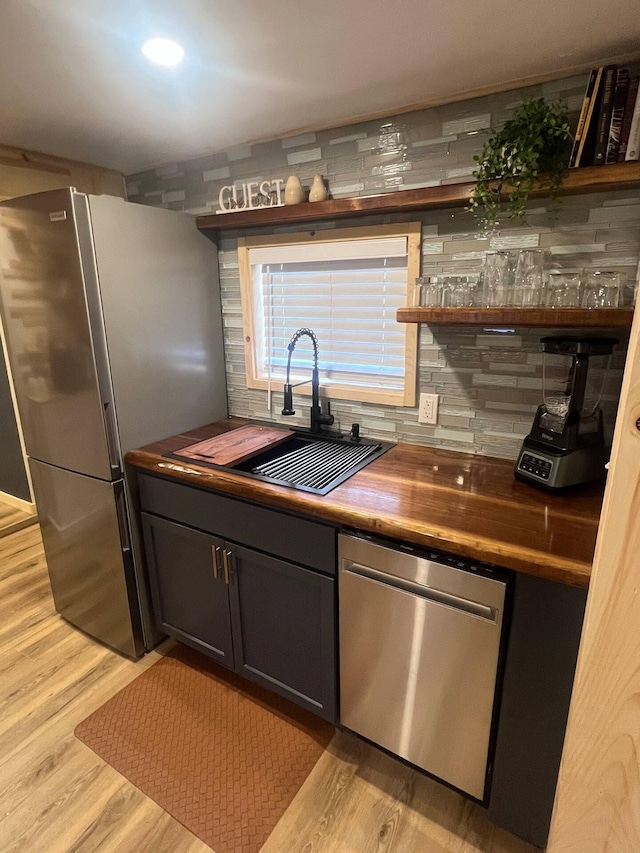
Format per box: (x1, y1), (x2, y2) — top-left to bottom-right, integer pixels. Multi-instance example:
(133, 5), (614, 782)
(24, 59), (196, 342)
(342, 560), (498, 622)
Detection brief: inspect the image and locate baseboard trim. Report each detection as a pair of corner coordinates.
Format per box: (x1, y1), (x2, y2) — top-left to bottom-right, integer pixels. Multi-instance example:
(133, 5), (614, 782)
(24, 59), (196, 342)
(0, 491), (36, 514)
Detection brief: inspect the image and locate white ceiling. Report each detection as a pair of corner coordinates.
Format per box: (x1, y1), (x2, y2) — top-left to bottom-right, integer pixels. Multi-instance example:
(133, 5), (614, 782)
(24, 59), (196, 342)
(1, 0), (639, 175)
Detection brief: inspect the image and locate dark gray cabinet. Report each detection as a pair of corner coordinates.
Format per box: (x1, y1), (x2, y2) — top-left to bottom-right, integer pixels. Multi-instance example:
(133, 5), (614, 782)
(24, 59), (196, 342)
(230, 544), (336, 717)
(138, 473), (337, 722)
(487, 571), (587, 848)
(141, 513), (234, 666)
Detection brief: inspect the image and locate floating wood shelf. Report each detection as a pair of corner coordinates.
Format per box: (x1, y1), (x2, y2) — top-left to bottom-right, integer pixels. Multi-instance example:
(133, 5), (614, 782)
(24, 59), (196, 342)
(396, 307), (635, 328)
(195, 161), (640, 232)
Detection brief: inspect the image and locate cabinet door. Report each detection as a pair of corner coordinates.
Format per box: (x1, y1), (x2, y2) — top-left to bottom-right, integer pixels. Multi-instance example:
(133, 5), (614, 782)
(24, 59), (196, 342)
(229, 544), (336, 722)
(141, 513), (234, 667)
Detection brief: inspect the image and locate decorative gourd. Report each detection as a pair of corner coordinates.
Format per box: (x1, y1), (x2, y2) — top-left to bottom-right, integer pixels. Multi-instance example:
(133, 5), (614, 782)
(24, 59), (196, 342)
(309, 175), (328, 202)
(284, 175), (304, 205)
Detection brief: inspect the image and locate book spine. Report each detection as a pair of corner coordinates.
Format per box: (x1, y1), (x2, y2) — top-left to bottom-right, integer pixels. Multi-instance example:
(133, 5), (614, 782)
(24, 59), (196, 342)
(576, 66), (603, 167)
(605, 69), (630, 163)
(593, 66), (618, 165)
(617, 78), (639, 160)
(624, 83), (640, 161)
(569, 69), (598, 168)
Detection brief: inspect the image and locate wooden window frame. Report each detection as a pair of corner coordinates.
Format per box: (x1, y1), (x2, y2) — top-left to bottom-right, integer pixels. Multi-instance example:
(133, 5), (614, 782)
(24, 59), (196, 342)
(237, 222), (420, 407)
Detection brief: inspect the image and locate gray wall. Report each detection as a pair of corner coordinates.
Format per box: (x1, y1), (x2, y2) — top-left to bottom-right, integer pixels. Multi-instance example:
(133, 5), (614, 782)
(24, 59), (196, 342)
(127, 71), (638, 460)
(0, 342), (29, 500)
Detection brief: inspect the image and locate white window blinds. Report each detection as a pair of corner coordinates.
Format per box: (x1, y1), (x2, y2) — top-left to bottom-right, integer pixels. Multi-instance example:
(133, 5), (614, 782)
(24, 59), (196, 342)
(248, 236), (409, 391)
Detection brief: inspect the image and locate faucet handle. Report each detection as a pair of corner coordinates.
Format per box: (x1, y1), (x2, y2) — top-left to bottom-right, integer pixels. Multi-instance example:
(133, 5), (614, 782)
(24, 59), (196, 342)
(282, 384), (295, 416)
(319, 399), (334, 426)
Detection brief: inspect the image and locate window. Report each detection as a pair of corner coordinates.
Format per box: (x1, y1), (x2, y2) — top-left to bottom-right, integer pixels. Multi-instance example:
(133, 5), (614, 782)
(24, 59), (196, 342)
(238, 223), (420, 406)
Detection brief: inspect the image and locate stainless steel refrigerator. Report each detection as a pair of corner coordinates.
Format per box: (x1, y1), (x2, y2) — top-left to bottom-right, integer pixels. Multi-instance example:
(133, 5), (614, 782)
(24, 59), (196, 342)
(0, 188), (227, 658)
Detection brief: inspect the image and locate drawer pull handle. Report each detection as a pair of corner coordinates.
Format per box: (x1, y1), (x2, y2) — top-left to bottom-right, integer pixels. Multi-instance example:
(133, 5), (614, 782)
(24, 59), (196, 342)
(212, 545), (221, 579)
(222, 549), (232, 585)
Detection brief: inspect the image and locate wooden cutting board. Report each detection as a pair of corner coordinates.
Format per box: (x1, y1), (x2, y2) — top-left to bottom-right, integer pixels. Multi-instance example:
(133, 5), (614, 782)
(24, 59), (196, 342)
(174, 425), (295, 467)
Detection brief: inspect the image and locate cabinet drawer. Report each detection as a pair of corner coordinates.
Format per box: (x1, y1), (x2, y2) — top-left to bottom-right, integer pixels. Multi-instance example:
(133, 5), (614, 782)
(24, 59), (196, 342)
(139, 473), (337, 575)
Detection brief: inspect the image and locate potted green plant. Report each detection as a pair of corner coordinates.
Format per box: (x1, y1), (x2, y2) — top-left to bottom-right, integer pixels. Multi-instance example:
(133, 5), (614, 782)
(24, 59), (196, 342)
(468, 98), (573, 232)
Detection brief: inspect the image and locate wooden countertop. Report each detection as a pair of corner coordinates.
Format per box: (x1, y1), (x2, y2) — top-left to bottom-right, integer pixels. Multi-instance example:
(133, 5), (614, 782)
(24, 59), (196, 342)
(125, 418), (604, 589)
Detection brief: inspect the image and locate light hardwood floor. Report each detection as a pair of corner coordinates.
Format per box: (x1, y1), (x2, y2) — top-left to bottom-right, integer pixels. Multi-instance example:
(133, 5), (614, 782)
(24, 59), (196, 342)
(0, 525), (538, 853)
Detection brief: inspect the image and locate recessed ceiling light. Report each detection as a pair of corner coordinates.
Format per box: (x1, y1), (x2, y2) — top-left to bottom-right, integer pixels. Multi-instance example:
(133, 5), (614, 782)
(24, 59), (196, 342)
(141, 38), (184, 67)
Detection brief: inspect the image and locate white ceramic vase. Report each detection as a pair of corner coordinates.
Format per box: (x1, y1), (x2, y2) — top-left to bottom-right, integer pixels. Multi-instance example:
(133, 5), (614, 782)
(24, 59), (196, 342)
(309, 175), (328, 203)
(284, 175), (304, 205)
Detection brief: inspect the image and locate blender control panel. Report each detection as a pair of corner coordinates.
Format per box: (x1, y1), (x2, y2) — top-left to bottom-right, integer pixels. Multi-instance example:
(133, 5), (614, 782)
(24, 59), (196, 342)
(517, 452), (553, 481)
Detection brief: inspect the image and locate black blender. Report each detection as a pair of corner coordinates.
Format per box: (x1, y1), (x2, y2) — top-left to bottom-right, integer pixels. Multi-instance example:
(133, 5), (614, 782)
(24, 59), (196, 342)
(515, 335), (618, 491)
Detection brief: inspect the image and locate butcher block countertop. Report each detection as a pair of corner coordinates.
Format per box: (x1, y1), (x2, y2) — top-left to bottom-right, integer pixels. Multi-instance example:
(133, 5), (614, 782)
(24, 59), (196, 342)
(125, 418), (605, 588)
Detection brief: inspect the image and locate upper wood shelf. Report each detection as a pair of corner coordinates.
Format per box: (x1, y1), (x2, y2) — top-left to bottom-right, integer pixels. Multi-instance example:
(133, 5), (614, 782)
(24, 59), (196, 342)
(396, 307), (635, 328)
(195, 161), (640, 232)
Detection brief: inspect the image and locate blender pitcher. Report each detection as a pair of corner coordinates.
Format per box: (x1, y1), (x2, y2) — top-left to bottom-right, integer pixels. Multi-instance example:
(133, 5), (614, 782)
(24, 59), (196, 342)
(542, 349), (575, 429)
(540, 337), (614, 438)
(515, 335), (618, 491)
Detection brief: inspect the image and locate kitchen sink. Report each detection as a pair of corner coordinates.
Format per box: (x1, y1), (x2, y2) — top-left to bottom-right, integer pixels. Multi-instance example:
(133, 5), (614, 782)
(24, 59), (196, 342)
(234, 432), (390, 494)
(167, 431), (391, 495)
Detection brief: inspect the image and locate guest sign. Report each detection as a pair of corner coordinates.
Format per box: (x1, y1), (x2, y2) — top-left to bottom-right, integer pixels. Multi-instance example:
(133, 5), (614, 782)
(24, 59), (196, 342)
(216, 179), (286, 214)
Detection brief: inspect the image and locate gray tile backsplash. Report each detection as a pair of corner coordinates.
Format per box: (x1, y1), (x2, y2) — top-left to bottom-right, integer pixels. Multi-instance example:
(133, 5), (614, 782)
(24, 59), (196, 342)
(127, 72), (637, 460)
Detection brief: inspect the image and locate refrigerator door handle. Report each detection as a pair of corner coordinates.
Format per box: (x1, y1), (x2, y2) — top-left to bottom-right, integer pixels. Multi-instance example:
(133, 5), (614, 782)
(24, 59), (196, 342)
(114, 482), (131, 554)
(103, 401), (122, 477)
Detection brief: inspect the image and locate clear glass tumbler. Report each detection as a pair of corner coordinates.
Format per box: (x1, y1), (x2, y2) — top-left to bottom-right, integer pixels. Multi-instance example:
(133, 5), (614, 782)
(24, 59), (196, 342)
(581, 271), (621, 308)
(482, 252), (514, 307)
(418, 277), (440, 306)
(545, 271), (581, 308)
(513, 249), (549, 307)
(466, 274), (483, 307)
(440, 276), (470, 308)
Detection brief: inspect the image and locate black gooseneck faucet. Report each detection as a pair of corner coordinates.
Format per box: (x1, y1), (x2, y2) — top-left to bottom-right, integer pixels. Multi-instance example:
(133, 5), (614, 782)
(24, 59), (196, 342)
(281, 328), (335, 434)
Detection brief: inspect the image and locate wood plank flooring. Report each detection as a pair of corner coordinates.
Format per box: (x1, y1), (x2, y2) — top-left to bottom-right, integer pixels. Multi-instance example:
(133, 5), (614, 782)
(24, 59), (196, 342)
(0, 525), (539, 853)
(0, 495), (37, 539)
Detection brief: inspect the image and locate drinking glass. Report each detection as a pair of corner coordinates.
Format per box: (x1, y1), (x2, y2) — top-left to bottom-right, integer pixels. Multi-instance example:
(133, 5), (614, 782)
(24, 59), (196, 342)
(466, 274), (483, 307)
(513, 249), (549, 307)
(545, 271), (581, 308)
(482, 252), (514, 306)
(440, 276), (470, 308)
(418, 277), (440, 307)
(581, 271), (621, 308)
(621, 276), (637, 307)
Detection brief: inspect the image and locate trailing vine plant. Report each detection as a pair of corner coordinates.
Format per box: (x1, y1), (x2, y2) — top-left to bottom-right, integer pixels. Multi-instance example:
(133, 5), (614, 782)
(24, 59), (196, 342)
(467, 98), (573, 233)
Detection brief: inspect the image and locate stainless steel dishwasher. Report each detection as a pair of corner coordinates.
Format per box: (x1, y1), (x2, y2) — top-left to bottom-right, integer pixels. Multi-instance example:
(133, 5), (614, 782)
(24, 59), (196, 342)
(339, 533), (509, 802)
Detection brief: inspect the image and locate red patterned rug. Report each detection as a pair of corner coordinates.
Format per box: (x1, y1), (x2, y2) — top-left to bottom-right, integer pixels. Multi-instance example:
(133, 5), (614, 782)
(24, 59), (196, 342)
(75, 643), (334, 852)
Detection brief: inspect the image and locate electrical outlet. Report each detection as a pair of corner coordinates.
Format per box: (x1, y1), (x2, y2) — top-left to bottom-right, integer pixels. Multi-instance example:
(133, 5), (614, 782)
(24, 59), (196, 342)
(418, 392), (439, 425)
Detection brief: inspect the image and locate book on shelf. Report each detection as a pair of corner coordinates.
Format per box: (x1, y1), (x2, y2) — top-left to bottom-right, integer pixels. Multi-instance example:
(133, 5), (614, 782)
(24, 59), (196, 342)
(574, 66), (603, 168)
(618, 77), (639, 161)
(605, 68), (630, 163)
(593, 65), (618, 165)
(625, 81), (640, 161)
(569, 68), (598, 167)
